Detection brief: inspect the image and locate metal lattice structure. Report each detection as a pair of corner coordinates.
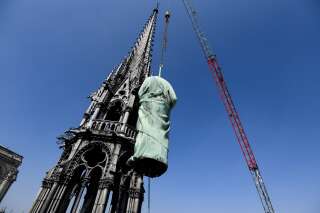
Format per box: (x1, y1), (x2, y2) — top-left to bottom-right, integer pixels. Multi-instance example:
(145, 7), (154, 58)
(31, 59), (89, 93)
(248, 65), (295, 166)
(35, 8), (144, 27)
(182, 0), (275, 212)
(30, 7), (158, 213)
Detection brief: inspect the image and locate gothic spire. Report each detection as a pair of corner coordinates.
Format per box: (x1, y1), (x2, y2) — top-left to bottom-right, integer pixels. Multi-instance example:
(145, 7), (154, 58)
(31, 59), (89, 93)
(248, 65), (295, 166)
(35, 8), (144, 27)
(31, 7), (159, 213)
(80, 7), (159, 127)
(106, 7), (158, 92)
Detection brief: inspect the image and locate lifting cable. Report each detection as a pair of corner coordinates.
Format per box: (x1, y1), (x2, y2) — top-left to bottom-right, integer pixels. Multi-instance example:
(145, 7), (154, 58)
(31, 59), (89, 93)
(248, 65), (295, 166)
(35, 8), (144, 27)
(147, 8), (172, 213)
(158, 10), (171, 76)
(148, 177), (151, 213)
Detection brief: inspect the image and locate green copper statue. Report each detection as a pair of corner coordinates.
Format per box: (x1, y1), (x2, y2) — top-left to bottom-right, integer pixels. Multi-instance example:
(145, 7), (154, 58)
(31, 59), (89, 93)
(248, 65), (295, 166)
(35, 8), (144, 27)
(128, 76), (177, 177)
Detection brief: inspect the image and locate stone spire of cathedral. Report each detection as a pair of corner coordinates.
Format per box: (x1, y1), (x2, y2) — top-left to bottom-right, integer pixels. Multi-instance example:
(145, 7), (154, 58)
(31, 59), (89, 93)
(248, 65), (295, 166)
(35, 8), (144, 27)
(30, 7), (158, 213)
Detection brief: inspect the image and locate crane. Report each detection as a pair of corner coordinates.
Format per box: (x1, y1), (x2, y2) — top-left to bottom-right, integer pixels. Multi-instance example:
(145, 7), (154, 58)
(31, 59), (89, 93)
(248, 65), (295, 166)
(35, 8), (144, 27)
(182, 0), (275, 212)
(158, 10), (171, 76)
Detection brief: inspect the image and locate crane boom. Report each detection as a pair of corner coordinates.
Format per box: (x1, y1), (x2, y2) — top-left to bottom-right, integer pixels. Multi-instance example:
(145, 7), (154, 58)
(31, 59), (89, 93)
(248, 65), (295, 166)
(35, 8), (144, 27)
(182, 0), (275, 212)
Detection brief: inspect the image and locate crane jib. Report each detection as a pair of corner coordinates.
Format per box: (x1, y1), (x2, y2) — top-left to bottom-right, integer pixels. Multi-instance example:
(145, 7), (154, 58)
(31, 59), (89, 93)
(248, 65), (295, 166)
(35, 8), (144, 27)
(182, 0), (275, 212)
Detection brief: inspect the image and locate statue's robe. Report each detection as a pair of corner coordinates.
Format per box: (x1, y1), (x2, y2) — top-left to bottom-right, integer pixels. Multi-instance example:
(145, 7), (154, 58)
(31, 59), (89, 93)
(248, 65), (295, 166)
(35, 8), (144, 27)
(129, 76), (177, 177)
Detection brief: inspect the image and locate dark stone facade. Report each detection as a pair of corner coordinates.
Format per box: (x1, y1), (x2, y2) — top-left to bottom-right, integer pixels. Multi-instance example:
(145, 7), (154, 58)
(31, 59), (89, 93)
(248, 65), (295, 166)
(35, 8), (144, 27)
(30, 7), (158, 213)
(0, 145), (23, 203)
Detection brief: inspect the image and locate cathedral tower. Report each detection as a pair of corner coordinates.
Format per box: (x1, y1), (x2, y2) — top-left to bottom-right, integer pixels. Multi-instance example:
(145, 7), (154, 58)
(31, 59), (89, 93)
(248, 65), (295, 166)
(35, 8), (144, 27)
(30, 7), (158, 213)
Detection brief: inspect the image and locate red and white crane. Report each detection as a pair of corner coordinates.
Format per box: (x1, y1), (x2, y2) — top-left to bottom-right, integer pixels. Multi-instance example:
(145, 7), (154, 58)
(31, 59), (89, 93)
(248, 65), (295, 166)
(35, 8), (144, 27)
(182, 0), (275, 212)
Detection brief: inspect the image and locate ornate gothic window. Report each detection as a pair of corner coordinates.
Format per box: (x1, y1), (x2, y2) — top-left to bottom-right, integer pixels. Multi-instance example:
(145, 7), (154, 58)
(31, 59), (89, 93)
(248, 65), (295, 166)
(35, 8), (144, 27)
(127, 109), (138, 126)
(65, 166), (87, 213)
(97, 107), (107, 120)
(105, 101), (123, 121)
(79, 168), (102, 212)
(61, 143), (111, 213)
(82, 146), (107, 168)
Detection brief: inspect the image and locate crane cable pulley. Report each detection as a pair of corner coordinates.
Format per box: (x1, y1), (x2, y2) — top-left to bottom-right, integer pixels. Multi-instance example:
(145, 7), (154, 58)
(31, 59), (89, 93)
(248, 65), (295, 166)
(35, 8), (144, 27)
(158, 11), (171, 77)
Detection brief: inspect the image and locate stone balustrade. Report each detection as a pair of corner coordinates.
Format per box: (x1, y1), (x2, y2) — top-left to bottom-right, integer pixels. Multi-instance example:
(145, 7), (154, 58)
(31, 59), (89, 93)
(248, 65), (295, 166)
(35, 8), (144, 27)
(91, 119), (137, 141)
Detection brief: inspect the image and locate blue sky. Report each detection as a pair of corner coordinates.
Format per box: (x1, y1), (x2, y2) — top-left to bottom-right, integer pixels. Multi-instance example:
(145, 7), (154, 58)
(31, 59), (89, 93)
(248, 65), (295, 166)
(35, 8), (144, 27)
(0, 0), (319, 212)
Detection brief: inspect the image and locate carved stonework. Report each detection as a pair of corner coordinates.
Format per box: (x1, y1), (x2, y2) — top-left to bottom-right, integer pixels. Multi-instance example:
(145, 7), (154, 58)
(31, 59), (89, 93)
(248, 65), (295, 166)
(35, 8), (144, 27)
(98, 178), (114, 189)
(0, 145), (23, 203)
(128, 189), (143, 199)
(30, 7), (159, 213)
(42, 179), (53, 189)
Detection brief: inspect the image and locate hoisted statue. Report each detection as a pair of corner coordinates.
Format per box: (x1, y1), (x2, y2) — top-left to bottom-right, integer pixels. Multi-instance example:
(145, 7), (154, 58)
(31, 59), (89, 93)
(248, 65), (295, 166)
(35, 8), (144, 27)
(128, 76), (177, 177)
